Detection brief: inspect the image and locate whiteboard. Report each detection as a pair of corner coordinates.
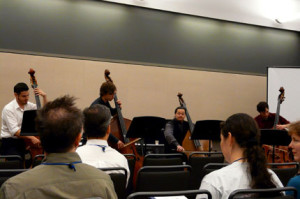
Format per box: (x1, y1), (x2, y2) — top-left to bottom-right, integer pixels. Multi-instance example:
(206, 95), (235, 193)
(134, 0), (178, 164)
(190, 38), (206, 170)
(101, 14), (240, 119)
(268, 67), (300, 122)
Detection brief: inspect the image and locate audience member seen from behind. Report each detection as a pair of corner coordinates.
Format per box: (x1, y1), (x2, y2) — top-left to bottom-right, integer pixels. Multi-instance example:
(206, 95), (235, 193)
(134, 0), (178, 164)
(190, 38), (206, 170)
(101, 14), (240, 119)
(254, 101), (289, 130)
(0, 96), (117, 199)
(77, 104), (130, 185)
(286, 121), (300, 199)
(197, 113), (283, 199)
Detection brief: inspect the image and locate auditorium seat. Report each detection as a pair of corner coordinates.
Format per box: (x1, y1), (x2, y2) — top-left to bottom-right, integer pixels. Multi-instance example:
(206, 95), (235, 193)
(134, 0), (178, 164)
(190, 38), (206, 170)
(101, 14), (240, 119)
(188, 151), (224, 189)
(0, 155), (23, 169)
(127, 189), (212, 199)
(135, 165), (191, 192)
(143, 153), (187, 166)
(228, 187), (297, 199)
(99, 167), (128, 199)
(0, 169), (28, 186)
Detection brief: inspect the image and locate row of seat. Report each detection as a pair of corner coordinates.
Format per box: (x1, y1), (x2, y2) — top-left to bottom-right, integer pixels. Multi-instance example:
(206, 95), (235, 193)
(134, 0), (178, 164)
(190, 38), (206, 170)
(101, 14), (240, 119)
(0, 165), (297, 199)
(0, 153), (299, 199)
(127, 187), (297, 199)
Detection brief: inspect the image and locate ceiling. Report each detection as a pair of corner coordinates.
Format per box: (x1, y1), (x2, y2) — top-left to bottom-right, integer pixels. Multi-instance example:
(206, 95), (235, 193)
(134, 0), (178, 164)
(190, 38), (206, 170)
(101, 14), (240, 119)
(103, 0), (300, 32)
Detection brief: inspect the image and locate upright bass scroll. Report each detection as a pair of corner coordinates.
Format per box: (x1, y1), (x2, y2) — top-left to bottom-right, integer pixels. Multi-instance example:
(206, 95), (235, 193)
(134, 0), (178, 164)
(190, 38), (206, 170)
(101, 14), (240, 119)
(273, 87), (285, 129)
(28, 68), (42, 109)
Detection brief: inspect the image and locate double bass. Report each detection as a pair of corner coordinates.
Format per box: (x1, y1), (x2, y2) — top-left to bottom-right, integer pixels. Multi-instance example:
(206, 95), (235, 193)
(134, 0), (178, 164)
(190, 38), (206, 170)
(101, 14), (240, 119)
(273, 87), (293, 162)
(104, 70), (143, 183)
(178, 93), (209, 152)
(265, 87), (292, 163)
(26, 68), (43, 162)
(273, 87), (285, 129)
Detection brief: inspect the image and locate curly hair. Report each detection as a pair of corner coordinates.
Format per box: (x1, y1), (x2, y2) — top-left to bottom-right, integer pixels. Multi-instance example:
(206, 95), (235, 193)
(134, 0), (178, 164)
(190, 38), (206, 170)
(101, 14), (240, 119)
(100, 82), (116, 97)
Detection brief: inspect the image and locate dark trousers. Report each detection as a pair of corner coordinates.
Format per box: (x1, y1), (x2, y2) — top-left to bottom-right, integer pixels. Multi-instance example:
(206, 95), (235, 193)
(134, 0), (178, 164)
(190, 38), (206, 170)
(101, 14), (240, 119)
(1, 138), (26, 158)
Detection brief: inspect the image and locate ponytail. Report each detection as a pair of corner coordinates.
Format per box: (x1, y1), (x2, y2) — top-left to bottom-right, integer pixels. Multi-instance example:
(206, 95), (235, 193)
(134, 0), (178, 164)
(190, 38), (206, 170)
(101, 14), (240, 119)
(245, 145), (276, 189)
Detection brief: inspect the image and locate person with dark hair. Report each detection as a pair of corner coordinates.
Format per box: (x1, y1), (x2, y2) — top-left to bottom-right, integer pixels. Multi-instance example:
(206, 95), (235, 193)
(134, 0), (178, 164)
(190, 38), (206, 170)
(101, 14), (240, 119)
(76, 104), (130, 185)
(91, 82), (120, 116)
(164, 107), (189, 153)
(91, 81), (124, 149)
(0, 96), (117, 199)
(1, 82), (47, 158)
(254, 101), (289, 129)
(286, 121), (300, 199)
(197, 113), (283, 199)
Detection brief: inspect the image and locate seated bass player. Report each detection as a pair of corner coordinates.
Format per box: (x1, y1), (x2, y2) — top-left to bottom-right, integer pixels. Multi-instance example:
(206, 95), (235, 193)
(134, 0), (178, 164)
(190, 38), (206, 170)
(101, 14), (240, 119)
(91, 81), (125, 149)
(164, 107), (189, 153)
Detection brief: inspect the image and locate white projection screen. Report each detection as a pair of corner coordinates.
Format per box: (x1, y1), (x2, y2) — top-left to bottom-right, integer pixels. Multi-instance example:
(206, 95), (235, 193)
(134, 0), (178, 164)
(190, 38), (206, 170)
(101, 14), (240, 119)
(268, 67), (300, 122)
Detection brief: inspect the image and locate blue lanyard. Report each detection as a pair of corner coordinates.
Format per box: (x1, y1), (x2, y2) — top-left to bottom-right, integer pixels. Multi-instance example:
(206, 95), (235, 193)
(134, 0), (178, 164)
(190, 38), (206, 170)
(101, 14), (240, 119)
(232, 157), (246, 163)
(41, 161), (82, 171)
(89, 144), (107, 152)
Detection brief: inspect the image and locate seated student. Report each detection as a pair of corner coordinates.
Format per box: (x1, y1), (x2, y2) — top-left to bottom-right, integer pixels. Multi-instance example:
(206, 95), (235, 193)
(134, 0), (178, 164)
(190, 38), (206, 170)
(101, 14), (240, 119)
(0, 96), (117, 199)
(91, 81), (124, 149)
(164, 107), (189, 153)
(77, 104), (130, 185)
(1, 82), (46, 158)
(254, 101), (289, 130)
(197, 113), (283, 199)
(286, 121), (300, 199)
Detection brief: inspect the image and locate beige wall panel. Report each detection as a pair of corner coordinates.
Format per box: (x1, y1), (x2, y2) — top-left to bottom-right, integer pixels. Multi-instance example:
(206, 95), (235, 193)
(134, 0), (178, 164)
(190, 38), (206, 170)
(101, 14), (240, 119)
(0, 52), (266, 122)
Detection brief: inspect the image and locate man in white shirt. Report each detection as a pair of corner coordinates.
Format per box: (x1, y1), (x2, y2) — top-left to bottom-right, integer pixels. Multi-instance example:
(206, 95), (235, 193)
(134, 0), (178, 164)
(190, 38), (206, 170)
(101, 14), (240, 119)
(1, 82), (47, 158)
(76, 104), (130, 185)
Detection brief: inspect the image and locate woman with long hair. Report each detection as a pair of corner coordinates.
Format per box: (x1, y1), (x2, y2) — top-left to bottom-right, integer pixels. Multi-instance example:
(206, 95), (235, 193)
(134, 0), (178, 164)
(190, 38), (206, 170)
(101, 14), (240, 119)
(286, 121), (300, 199)
(197, 113), (283, 199)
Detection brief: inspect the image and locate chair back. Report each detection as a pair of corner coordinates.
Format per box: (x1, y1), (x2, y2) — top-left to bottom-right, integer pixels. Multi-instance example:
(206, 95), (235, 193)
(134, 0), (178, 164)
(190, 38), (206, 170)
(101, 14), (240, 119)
(0, 155), (23, 169)
(99, 167), (127, 199)
(124, 154), (136, 195)
(32, 154), (45, 168)
(127, 189), (212, 199)
(143, 153), (187, 166)
(228, 187), (297, 199)
(188, 152), (224, 189)
(136, 165), (191, 192)
(267, 162), (299, 186)
(0, 169), (28, 186)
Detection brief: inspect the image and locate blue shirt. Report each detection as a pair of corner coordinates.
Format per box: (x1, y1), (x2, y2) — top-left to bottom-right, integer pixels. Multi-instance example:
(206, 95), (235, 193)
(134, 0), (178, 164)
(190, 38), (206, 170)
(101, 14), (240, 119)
(286, 175), (300, 199)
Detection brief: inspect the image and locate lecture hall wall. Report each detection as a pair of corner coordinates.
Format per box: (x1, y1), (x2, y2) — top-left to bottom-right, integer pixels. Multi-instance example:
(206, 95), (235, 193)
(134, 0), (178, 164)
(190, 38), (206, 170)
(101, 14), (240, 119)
(0, 0), (299, 122)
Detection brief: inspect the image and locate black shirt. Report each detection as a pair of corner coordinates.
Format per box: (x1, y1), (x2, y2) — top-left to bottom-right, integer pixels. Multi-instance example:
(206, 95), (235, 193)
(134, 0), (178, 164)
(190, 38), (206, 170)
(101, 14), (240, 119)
(164, 119), (189, 153)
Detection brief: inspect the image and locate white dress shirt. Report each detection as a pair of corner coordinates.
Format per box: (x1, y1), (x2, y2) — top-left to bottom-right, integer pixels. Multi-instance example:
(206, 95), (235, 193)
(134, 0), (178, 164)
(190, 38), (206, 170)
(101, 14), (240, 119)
(1, 99), (36, 138)
(196, 162), (283, 199)
(76, 139), (130, 185)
